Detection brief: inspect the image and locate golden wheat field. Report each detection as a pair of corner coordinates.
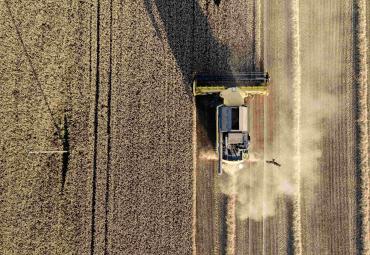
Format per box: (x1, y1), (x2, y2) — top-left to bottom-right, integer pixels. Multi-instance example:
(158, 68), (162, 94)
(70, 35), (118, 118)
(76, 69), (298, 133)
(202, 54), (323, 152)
(0, 0), (368, 254)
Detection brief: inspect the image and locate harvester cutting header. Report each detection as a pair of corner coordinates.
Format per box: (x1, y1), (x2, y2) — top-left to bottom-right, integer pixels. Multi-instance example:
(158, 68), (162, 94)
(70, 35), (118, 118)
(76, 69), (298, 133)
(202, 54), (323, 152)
(193, 72), (270, 175)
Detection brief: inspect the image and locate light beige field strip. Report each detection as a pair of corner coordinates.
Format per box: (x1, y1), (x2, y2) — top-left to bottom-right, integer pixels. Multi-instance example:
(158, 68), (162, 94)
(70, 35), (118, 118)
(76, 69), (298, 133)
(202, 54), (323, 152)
(226, 195), (237, 255)
(28, 151), (68, 154)
(289, 0), (302, 254)
(355, 0), (369, 254)
(192, 98), (197, 255)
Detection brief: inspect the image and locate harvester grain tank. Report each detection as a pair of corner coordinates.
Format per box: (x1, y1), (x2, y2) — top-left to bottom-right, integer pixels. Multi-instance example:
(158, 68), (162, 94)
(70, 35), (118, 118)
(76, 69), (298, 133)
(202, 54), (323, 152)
(193, 72), (270, 175)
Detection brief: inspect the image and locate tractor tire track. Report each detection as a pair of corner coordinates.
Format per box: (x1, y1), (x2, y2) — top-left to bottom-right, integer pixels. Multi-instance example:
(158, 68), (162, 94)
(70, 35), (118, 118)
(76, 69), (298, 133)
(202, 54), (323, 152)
(103, 0), (113, 253)
(90, 0), (101, 254)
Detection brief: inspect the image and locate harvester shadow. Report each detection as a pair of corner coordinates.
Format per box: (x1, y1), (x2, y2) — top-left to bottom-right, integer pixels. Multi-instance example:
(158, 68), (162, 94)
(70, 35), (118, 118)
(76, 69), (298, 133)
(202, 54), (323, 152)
(144, 1), (235, 252)
(144, 0), (237, 147)
(195, 95), (221, 150)
(61, 114), (70, 194)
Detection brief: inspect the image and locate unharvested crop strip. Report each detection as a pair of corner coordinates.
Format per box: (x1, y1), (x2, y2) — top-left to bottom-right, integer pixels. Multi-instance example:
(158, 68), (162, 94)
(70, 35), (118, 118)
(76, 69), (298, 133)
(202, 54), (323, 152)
(104, 0), (114, 253)
(90, 0), (101, 254)
(253, 0), (261, 70)
(353, 0), (369, 254)
(226, 195), (236, 255)
(260, 0), (266, 253)
(289, 0), (302, 254)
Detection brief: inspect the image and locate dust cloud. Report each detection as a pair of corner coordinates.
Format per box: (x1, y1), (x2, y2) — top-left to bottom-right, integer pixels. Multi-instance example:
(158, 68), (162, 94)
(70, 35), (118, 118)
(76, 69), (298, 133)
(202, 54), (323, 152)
(219, 86), (337, 222)
(219, 154), (296, 221)
(199, 149), (218, 161)
(219, 43), (340, 224)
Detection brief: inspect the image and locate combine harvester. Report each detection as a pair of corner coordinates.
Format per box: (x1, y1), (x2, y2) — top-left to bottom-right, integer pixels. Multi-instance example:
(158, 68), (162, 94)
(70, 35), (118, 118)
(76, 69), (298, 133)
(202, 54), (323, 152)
(193, 72), (270, 175)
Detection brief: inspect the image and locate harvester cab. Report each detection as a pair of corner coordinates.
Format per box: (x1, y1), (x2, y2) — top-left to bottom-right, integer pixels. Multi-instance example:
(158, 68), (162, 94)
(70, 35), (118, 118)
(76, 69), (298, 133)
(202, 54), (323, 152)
(193, 72), (270, 175)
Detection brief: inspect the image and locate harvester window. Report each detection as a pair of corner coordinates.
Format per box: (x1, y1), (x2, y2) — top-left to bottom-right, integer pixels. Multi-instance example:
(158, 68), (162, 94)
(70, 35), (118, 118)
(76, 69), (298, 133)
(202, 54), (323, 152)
(231, 107), (239, 130)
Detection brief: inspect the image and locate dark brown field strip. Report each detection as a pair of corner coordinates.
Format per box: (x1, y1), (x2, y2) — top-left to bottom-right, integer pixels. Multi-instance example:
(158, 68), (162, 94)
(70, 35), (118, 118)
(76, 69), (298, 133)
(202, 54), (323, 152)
(353, 0), (369, 253)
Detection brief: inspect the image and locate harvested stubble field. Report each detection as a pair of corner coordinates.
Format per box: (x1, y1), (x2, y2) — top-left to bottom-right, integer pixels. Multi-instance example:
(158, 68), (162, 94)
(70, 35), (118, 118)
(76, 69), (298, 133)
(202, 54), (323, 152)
(0, 0), (368, 255)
